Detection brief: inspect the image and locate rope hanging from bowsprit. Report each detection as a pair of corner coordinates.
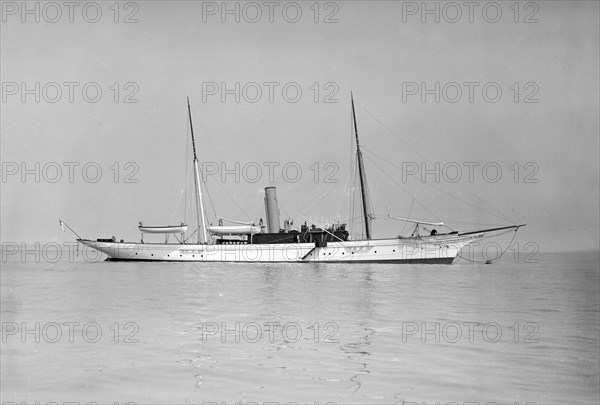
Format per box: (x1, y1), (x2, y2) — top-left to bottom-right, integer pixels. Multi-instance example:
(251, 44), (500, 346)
(456, 227), (522, 264)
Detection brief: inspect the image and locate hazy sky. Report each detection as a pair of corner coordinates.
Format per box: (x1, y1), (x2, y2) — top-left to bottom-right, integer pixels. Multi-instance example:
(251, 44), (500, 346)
(1, 1), (599, 252)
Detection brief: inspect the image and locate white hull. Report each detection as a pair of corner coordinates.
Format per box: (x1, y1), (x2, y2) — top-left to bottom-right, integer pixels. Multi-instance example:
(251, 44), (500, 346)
(78, 234), (481, 264)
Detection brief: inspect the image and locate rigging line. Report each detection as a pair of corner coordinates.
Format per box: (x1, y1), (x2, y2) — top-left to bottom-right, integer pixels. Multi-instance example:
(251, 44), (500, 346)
(183, 121), (190, 224)
(187, 136), (216, 223)
(170, 116), (190, 227)
(476, 228), (515, 239)
(188, 110), (253, 220)
(341, 214), (365, 224)
(358, 103), (431, 162)
(361, 146), (515, 225)
(188, 111), (216, 226)
(441, 219), (516, 227)
(335, 159), (355, 221)
(400, 197), (415, 235)
(351, 159), (365, 239)
(199, 164), (218, 222)
(298, 186), (330, 221)
(122, 223), (140, 243)
(364, 164), (375, 215)
(186, 102), (205, 244)
(208, 174), (252, 219)
(297, 213), (345, 242)
(347, 139), (361, 236)
(169, 172), (189, 225)
(306, 164), (352, 216)
(360, 164), (375, 236)
(456, 228), (521, 263)
(170, 135), (192, 225)
(349, 176), (355, 236)
(191, 112), (255, 217)
(208, 174), (253, 221)
(183, 227), (199, 243)
(278, 197), (293, 220)
(352, 92), (371, 240)
(192, 112), (223, 162)
(255, 207), (265, 225)
(361, 152), (444, 223)
(349, 105), (360, 239)
(354, 164), (369, 239)
(250, 198), (265, 224)
(297, 160), (352, 217)
(363, 148), (511, 227)
(356, 102), (517, 224)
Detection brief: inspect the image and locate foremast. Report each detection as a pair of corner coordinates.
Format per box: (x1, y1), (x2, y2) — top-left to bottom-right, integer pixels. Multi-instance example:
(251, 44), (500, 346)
(187, 97), (208, 244)
(351, 92), (372, 239)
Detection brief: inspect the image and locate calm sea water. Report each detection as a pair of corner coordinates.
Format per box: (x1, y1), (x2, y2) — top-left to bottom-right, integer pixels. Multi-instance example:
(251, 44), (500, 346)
(1, 251), (598, 405)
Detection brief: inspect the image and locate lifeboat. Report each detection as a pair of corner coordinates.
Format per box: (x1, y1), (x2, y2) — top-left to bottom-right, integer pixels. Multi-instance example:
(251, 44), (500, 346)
(207, 225), (262, 235)
(138, 224), (188, 234)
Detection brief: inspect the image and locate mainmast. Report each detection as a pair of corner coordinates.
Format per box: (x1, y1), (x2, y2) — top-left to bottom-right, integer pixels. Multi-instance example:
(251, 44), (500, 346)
(187, 97), (208, 244)
(351, 92), (372, 240)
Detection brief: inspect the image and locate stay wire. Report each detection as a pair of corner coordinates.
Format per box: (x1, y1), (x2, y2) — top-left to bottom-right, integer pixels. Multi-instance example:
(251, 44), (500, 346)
(361, 146), (515, 226)
(455, 228), (521, 263)
(357, 102), (517, 225)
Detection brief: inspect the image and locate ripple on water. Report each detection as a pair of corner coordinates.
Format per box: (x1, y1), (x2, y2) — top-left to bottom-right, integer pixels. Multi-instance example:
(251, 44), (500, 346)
(1, 252), (598, 404)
